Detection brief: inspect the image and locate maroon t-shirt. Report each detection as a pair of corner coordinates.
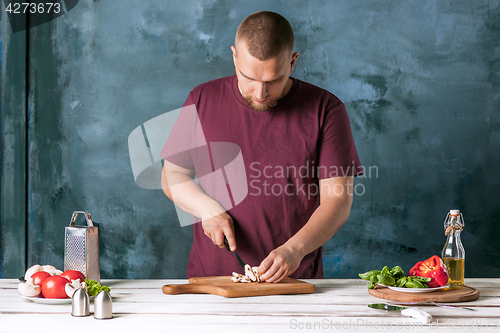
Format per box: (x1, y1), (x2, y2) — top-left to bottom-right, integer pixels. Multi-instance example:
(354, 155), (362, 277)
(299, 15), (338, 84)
(161, 75), (362, 279)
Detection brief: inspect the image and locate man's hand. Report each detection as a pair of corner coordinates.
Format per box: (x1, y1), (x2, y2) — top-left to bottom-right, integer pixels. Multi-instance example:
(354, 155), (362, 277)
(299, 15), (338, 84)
(257, 176), (354, 283)
(201, 212), (237, 250)
(257, 244), (304, 283)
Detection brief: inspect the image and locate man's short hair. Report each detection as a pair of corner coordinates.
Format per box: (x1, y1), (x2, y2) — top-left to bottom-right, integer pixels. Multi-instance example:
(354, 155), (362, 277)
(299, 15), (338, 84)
(235, 11), (294, 60)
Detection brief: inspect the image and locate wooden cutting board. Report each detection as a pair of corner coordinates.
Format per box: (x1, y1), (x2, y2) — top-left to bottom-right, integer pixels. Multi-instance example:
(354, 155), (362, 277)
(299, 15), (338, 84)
(368, 284), (479, 303)
(162, 276), (316, 298)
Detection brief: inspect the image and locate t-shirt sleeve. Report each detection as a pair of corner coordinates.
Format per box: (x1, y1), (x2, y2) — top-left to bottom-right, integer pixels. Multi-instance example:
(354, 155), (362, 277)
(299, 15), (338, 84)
(317, 101), (363, 179)
(160, 92), (200, 171)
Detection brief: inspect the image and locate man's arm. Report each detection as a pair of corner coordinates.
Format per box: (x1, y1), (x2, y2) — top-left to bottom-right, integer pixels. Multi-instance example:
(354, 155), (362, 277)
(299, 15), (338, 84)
(257, 176), (354, 282)
(161, 161), (237, 250)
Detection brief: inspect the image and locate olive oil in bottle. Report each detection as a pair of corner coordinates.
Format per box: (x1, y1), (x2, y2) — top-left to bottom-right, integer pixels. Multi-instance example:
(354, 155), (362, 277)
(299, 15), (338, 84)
(441, 210), (465, 289)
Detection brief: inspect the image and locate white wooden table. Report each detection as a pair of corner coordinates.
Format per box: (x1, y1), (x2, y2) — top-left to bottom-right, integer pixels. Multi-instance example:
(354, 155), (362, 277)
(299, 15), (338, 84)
(1, 278), (499, 332)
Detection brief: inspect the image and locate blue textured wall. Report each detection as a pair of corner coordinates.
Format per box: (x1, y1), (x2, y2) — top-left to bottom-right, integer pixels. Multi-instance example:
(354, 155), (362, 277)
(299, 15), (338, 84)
(0, 8), (2, 278)
(1, 0), (499, 279)
(1, 3), (27, 279)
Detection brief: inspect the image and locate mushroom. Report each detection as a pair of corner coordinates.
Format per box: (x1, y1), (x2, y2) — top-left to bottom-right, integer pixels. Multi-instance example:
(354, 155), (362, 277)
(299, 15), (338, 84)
(231, 264), (261, 283)
(24, 264), (43, 281)
(65, 278), (87, 298)
(245, 265), (257, 282)
(18, 278), (42, 297)
(231, 272), (244, 282)
(41, 265), (63, 276)
(252, 267), (261, 283)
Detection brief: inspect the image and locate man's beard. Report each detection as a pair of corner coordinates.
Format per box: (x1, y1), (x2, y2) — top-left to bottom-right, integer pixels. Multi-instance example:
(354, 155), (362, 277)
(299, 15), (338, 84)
(243, 95), (278, 112)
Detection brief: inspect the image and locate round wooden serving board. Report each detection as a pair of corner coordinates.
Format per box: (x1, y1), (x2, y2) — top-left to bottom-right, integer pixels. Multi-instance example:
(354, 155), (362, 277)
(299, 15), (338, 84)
(368, 285), (479, 303)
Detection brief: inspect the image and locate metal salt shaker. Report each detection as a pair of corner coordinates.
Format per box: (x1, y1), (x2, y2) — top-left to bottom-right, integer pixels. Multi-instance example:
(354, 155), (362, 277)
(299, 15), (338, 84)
(94, 290), (113, 319)
(72, 288), (90, 317)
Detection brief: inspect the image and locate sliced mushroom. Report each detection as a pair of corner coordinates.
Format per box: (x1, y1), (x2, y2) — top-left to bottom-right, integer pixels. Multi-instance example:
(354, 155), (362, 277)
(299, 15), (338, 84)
(252, 267), (261, 283)
(246, 268), (257, 282)
(231, 264), (261, 283)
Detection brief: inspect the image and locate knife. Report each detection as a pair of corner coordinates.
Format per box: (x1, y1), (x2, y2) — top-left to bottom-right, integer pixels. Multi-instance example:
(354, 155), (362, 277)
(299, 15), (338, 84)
(388, 301), (476, 311)
(368, 303), (432, 323)
(224, 236), (246, 269)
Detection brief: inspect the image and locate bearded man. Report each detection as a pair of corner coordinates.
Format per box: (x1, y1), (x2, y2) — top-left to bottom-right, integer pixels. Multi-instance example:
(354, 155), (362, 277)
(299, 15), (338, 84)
(161, 11), (362, 282)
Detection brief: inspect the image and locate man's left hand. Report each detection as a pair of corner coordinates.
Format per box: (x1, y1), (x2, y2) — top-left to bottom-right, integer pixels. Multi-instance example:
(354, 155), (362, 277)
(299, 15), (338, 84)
(257, 245), (304, 283)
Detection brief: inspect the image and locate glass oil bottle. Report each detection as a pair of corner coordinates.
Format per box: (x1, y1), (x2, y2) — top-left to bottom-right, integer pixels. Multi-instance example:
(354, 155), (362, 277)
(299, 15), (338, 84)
(441, 209), (465, 289)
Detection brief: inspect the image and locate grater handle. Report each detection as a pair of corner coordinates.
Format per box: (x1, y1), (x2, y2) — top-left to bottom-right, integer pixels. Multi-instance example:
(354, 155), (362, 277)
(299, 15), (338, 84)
(69, 211), (94, 227)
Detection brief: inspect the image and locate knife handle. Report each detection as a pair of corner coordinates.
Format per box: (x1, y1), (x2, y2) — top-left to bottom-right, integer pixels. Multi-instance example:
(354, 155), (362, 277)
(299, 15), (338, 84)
(224, 236), (246, 268)
(223, 236), (231, 251)
(401, 308), (432, 323)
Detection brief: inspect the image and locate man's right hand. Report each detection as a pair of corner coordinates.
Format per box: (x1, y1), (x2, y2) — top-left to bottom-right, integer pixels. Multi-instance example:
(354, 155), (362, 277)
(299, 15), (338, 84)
(202, 211), (237, 251)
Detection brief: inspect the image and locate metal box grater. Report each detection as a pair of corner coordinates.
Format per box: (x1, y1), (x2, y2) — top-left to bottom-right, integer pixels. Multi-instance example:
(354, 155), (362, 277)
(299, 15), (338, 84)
(64, 211), (100, 282)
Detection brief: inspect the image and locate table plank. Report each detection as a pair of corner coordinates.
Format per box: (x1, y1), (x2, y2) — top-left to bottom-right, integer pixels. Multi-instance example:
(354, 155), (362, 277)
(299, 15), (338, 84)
(2, 278), (499, 332)
(1, 313), (499, 333)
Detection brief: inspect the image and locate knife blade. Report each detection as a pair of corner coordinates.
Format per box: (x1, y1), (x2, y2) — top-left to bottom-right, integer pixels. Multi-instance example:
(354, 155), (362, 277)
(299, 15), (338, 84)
(368, 303), (407, 311)
(224, 236), (246, 269)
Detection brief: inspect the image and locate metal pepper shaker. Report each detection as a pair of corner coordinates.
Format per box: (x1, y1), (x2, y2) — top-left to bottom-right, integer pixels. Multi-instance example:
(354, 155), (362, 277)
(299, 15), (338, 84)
(71, 288), (90, 317)
(94, 290), (112, 319)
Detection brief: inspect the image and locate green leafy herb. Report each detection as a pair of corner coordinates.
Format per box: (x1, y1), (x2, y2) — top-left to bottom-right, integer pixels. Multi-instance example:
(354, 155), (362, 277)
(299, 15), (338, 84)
(85, 279), (111, 297)
(358, 265), (430, 289)
(358, 270), (381, 281)
(390, 266), (405, 279)
(377, 274), (396, 286)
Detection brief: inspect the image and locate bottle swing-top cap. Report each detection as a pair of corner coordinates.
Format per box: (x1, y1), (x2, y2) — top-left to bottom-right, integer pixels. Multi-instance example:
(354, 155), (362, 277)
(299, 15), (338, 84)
(444, 209), (464, 235)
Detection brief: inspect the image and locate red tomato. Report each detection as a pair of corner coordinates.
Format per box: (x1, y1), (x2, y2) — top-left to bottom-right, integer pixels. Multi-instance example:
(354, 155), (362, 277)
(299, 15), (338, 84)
(31, 271), (51, 286)
(61, 270), (85, 282)
(41, 275), (69, 298)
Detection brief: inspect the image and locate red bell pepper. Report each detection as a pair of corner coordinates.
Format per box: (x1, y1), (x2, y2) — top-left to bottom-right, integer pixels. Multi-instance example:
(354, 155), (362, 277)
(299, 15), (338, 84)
(409, 255), (449, 288)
